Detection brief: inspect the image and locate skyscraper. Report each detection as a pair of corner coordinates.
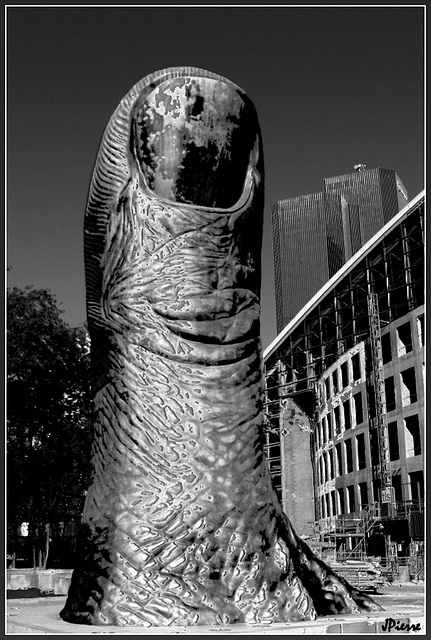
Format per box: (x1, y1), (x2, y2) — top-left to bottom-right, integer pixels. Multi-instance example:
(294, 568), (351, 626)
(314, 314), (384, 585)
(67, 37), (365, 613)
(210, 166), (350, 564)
(272, 167), (408, 333)
(272, 192), (352, 336)
(324, 167), (409, 253)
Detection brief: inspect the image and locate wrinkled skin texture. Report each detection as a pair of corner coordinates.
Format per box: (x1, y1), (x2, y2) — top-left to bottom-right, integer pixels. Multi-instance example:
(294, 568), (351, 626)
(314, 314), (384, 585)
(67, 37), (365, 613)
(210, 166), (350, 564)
(60, 67), (381, 627)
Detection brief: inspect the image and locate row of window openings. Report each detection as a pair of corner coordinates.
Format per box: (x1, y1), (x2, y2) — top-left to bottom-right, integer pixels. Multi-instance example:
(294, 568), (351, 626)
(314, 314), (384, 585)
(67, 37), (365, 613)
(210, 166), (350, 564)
(322, 352), (362, 400)
(317, 415), (421, 483)
(319, 315), (423, 404)
(381, 315), (424, 364)
(320, 471), (424, 518)
(317, 367), (419, 447)
(371, 367), (418, 414)
(316, 393), (363, 446)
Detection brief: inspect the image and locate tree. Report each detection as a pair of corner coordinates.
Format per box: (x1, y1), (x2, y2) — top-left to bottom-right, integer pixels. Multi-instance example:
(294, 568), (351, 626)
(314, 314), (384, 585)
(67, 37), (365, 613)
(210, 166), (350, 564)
(7, 286), (92, 568)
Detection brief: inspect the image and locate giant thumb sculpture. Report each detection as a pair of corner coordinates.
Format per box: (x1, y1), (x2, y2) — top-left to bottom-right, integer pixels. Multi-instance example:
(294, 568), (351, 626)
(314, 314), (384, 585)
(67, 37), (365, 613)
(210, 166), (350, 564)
(60, 66), (381, 627)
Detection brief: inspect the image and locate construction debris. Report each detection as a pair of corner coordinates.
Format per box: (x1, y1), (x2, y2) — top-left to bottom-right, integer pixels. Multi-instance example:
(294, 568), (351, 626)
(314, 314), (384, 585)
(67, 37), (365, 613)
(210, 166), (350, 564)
(329, 560), (386, 593)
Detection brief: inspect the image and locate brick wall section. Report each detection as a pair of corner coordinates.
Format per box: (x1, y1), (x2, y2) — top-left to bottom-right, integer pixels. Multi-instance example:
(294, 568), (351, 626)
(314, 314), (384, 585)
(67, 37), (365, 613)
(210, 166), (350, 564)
(281, 399), (315, 537)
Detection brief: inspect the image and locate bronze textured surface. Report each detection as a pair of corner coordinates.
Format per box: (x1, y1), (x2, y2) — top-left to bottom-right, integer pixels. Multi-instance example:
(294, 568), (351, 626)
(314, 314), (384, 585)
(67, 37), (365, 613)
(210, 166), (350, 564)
(60, 67), (381, 627)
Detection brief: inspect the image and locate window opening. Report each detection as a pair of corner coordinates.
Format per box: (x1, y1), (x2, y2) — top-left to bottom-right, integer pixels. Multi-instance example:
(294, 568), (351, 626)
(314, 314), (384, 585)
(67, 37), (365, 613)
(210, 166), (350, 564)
(388, 421), (400, 460)
(359, 482), (368, 510)
(400, 367), (417, 405)
(341, 361), (349, 388)
(319, 456), (324, 484)
(356, 433), (366, 469)
(404, 414), (421, 457)
(352, 352), (361, 381)
(347, 485), (355, 513)
(334, 405), (341, 435)
(327, 413), (333, 441)
(417, 314), (424, 347)
(353, 392), (363, 424)
(381, 332), (392, 364)
(392, 475), (403, 502)
(408, 470), (424, 502)
(326, 449), (334, 480)
(332, 370), (339, 394)
(385, 376), (396, 412)
(396, 322), (413, 356)
(335, 443), (342, 476)
(372, 479), (381, 503)
(324, 377), (331, 400)
(345, 439), (353, 473)
(343, 399), (351, 430)
(331, 490), (337, 516)
(337, 488), (345, 515)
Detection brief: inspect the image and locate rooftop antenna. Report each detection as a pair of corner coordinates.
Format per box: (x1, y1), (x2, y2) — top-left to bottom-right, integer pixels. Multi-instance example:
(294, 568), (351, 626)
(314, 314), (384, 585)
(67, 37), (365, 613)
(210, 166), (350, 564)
(354, 163), (367, 172)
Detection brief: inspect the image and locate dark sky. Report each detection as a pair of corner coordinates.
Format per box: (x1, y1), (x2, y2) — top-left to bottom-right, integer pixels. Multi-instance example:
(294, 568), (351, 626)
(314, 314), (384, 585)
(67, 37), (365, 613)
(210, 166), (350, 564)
(7, 6), (424, 350)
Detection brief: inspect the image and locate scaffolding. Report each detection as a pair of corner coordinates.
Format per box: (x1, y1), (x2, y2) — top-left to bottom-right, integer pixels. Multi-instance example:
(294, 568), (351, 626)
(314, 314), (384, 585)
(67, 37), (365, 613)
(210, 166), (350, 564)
(367, 293), (393, 508)
(265, 197), (424, 387)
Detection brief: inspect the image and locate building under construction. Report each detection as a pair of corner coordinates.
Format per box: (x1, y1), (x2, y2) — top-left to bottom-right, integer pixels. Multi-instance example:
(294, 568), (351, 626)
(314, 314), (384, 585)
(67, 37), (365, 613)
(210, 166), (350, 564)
(264, 191), (424, 580)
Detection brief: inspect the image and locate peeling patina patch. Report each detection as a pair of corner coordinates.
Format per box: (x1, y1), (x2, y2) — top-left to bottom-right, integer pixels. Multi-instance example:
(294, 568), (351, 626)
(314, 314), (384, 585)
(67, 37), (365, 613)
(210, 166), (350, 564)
(133, 77), (255, 208)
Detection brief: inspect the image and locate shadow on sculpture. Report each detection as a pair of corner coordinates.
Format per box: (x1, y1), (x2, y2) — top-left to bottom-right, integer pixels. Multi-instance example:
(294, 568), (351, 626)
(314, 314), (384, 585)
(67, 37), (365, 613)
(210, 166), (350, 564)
(60, 66), (382, 626)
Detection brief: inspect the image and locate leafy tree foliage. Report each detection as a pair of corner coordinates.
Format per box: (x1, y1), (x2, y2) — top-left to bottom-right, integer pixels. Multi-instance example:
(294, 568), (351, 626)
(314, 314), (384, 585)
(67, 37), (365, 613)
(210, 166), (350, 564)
(7, 286), (92, 567)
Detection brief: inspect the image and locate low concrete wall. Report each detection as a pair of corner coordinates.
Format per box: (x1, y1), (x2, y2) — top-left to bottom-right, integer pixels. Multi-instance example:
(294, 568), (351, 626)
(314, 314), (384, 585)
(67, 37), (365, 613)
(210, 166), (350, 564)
(7, 569), (72, 594)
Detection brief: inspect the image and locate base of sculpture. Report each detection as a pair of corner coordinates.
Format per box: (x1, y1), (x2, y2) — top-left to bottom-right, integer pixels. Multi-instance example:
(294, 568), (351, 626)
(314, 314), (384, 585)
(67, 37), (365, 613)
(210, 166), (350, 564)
(8, 589), (426, 636)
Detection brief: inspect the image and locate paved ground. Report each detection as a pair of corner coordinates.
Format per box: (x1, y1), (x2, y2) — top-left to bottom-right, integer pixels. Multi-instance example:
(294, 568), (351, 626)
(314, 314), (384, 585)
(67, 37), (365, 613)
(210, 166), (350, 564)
(6, 582), (425, 635)
(372, 582), (424, 609)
